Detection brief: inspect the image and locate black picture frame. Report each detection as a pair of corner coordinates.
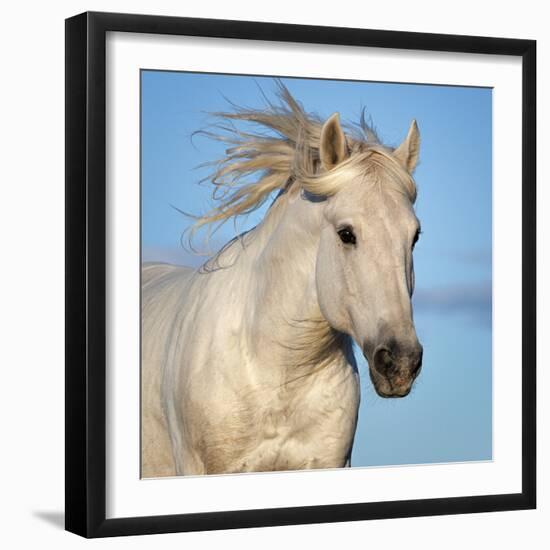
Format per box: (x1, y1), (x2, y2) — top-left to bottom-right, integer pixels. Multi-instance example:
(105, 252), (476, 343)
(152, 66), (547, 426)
(65, 11), (536, 538)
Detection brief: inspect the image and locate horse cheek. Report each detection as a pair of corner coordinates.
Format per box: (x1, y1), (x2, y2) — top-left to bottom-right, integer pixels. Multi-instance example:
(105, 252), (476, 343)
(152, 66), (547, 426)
(316, 241), (349, 334)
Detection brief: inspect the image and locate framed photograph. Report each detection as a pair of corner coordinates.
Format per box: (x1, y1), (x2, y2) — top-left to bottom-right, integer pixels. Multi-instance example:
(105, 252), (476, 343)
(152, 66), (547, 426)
(65, 11), (536, 538)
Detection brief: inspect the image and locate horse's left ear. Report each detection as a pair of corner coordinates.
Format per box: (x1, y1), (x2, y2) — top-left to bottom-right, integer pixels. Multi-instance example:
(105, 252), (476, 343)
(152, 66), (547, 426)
(320, 113), (349, 171)
(393, 120), (420, 173)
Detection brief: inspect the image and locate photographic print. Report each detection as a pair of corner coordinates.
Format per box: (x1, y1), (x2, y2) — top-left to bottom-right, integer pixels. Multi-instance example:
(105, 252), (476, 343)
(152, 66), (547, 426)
(66, 12), (535, 536)
(140, 73), (492, 478)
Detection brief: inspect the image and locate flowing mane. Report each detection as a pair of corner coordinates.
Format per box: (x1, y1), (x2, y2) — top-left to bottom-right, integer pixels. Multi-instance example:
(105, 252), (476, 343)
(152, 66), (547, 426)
(192, 80), (417, 233)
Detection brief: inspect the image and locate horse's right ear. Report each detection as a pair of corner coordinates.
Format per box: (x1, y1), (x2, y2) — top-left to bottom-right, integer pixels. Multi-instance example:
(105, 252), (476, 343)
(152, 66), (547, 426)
(320, 113), (349, 171)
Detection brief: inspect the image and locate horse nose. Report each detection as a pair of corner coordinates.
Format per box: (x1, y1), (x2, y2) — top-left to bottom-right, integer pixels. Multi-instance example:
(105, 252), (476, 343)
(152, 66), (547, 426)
(373, 342), (423, 377)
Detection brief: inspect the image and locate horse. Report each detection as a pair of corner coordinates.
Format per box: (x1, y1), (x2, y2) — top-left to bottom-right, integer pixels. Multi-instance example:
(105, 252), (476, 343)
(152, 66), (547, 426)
(141, 82), (423, 477)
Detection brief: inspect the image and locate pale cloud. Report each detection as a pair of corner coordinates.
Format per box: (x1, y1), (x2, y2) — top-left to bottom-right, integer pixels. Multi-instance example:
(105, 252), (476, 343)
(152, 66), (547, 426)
(413, 281), (492, 325)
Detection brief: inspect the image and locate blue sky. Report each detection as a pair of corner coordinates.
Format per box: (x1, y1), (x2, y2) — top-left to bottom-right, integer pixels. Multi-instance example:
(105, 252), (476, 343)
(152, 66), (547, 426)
(141, 71), (492, 467)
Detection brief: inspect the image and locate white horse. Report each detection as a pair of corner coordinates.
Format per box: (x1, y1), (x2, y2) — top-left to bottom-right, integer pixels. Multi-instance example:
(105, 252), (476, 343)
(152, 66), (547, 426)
(141, 83), (423, 477)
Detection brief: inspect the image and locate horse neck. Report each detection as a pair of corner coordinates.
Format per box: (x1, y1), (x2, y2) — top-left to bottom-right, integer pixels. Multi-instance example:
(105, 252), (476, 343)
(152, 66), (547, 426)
(242, 188), (347, 379)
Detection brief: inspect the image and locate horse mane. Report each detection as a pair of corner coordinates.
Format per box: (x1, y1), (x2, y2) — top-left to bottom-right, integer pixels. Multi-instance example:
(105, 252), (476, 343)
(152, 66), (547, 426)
(191, 79), (416, 233)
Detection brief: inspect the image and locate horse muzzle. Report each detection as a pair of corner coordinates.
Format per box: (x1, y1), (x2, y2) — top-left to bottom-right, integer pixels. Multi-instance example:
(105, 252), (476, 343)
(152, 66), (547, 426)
(365, 341), (423, 398)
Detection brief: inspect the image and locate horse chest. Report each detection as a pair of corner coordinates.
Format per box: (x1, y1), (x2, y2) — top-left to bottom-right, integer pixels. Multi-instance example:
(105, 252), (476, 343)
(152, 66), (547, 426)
(255, 389), (358, 471)
(200, 363), (360, 474)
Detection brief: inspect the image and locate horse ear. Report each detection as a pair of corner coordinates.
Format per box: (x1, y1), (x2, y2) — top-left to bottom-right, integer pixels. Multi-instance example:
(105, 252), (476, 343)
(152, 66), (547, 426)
(320, 113), (349, 171)
(393, 120), (420, 173)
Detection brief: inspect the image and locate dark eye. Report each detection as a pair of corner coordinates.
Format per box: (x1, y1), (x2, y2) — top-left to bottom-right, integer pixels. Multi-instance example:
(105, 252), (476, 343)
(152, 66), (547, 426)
(412, 229), (421, 249)
(337, 227), (356, 245)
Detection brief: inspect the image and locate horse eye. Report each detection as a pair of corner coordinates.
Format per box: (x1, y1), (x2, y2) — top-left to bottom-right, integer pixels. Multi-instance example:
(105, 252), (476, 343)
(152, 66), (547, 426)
(337, 227), (356, 245)
(412, 229), (421, 249)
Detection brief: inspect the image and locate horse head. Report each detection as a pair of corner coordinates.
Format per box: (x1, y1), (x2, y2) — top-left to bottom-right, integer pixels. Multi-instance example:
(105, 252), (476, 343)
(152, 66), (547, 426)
(313, 114), (423, 397)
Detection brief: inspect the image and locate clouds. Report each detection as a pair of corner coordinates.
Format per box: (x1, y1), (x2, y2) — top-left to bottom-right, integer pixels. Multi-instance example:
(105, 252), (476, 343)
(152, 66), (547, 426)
(452, 247), (492, 269)
(413, 281), (492, 325)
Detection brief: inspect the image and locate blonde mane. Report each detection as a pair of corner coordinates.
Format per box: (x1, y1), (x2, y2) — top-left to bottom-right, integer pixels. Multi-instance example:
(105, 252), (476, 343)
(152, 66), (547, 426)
(192, 80), (416, 232)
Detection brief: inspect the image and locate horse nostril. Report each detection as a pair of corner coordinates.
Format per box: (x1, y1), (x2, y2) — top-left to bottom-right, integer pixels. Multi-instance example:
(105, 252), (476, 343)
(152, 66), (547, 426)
(373, 346), (394, 375)
(411, 348), (423, 375)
